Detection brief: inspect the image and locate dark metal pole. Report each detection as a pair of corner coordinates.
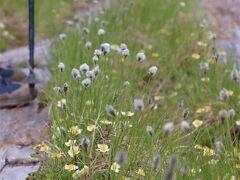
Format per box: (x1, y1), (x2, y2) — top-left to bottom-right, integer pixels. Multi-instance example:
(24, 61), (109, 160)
(29, 0), (34, 75)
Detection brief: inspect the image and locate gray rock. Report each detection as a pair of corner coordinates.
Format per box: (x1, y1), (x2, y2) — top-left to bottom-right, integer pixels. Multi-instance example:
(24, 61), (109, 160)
(0, 164), (40, 180)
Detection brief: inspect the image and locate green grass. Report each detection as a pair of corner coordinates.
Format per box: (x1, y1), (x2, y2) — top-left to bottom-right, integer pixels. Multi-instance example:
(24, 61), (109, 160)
(32, 0), (240, 179)
(0, 0), (73, 51)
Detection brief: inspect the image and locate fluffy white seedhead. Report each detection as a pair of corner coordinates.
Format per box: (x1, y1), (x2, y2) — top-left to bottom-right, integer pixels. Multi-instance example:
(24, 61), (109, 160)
(152, 155), (161, 170)
(81, 78), (91, 88)
(179, 1), (186, 7)
(101, 43), (111, 55)
(58, 62), (65, 72)
(218, 109), (228, 121)
(105, 105), (117, 117)
(180, 121), (190, 131)
(148, 66), (158, 76)
(59, 33), (66, 40)
(92, 55), (99, 64)
(94, 49), (102, 57)
(114, 150), (128, 166)
(71, 68), (81, 79)
(163, 122), (174, 134)
(133, 99), (145, 112)
(120, 43), (128, 50)
(199, 63), (209, 74)
(97, 28), (105, 36)
(79, 63), (90, 74)
(83, 27), (90, 34)
(86, 70), (95, 80)
(93, 65), (100, 76)
(85, 41), (92, 49)
(228, 109), (236, 119)
(53, 86), (62, 94)
(136, 52), (146, 62)
(146, 126), (154, 136)
(123, 81), (130, 87)
(231, 68), (239, 83)
(219, 88), (229, 101)
(122, 49), (130, 58)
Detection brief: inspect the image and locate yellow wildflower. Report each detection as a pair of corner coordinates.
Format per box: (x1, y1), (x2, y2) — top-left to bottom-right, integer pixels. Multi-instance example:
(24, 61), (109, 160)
(136, 168), (145, 176)
(72, 165), (89, 178)
(97, 144), (109, 153)
(111, 162), (120, 173)
(51, 152), (63, 159)
(227, 90), (234, 96)
(68, 126), (82, 135)
(151, 53), (159, 58)
(34, 142), (50, 153)
(235, 164), (240, 169)
(87, 124), (96, 132)
(192, 119), (203, 128)
(197, 41), (207, 47)
(192, 53), (200, 60)
(68, 146), (80, 157)
(194, 144), (204, 150)
(201, 77), (210, 82)
(121, 111), (135, 117)
(86, 100), (94, 106)
(64, 164), (78, 171)
(57, 98), (66, 108)
(203, 147), (215, 156)
(65, 140), (76, 147)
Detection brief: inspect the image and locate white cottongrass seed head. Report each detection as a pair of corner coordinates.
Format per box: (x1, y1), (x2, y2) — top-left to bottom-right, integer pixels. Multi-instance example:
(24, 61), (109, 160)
(180, 120), (190, 131)
(85, 41), (92, 49)
(231, 68), (239, 83)
(136, 52), (146, 62)
(152, 155), (160, 170)
(148, 66), (158, 76)
(97, 28), (105, 36)
(79, 63), (90, 74)
(163, 121), (174, 134)
(81, 78), (91, 88)
(228, 109), (236, 119)
(122, 48), (130, 58)
(199, 63), (209, 74)
(71, 68), (80, 79)
(59, 33), (66, 40)
(58, 62), (65, 72)
(219, 88), (229, 101)
(114, 149), (128, 166)
(105, 105), (118, 117)
(101, 43), (111, 55)
(133, 99), (145, 112)
(146, 126), (154, 136)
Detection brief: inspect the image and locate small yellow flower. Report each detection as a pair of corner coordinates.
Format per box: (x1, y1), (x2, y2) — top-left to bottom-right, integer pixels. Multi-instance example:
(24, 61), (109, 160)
(194, 144), (204, 150)
(68, 146), (80, 157)
(34, 142), (50, 153)
(64, 164), (78, 171)
(86, 100), (94, 106)
(203, 147), (215, 156)
(68, 126), (82, 135)
(227, 90), (234, 96)
(51, 152), (63, 159)
(192, 119), (203, 128)
(65, 140), (76, 147)
(196, 106), (210, 114)
(170, 91), (178, 97)
(97, 144), (109, 153)
(136, 168), (145, 176)
(201, 77), (210, 82)
(111, 44), (119, 50)
(87, 124), (96, 132)
(233, 147), (238, 157)
(235, 164), (240, 169)
(111, 162), (120, 173)
(154, 95), (164, 101)
(151, 53), (159, 58)
(121, 111), (135, 117)
(192, 53), (200, 60)
(197, 41), (207, 47)
(57, 98), (66, 108)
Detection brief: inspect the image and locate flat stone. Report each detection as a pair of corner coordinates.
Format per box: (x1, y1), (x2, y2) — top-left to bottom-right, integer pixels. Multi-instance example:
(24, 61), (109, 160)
(0, 164), (40, 180)
(5, 146), (39, 165)
(0, 104), (49, 149)
(0, 40), (51, 67)
(0, 149), (6, 171)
